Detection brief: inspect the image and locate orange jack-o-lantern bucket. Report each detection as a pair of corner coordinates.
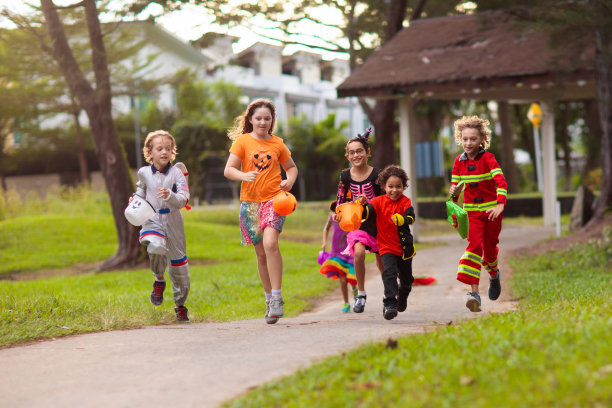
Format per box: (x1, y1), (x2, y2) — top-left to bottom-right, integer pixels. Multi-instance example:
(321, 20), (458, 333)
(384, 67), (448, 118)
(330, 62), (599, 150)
(335, 202), (364, 232)
(272, 190), (297, 215)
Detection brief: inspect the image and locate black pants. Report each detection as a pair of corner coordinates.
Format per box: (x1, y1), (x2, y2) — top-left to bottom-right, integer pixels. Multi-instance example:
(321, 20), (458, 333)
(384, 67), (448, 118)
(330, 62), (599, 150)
(381, 253), (414, 307)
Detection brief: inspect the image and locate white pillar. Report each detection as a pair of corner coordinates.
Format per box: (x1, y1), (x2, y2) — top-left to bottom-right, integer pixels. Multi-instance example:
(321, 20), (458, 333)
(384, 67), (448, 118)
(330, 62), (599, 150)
(540, 100), (557, 226)
(398, 96), (419, 240)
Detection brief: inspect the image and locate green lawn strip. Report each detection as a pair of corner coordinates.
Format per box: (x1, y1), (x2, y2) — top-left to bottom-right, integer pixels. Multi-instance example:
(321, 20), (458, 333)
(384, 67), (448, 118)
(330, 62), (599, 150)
(0, 240), (337, 346)
(0, 215), (117, 274)
(224, 232), (612, 408)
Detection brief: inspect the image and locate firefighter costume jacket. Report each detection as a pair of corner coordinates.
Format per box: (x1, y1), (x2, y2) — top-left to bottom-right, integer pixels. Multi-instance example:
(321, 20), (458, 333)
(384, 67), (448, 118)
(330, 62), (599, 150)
(451, 148), (507, 285)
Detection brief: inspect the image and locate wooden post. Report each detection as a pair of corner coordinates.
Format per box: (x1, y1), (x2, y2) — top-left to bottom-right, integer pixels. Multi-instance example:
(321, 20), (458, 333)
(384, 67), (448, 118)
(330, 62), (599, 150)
(399, 96), (419, 239)
(540, 100), (557, 226)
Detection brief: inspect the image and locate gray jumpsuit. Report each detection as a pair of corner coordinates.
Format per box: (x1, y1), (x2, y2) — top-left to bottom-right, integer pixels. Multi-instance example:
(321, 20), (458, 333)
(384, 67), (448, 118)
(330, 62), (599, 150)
(136, 164), (190, 306)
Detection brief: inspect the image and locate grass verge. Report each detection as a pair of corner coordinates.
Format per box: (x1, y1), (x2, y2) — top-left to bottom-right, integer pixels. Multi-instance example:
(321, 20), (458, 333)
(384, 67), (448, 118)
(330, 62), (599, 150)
(223, 229), (612, 407)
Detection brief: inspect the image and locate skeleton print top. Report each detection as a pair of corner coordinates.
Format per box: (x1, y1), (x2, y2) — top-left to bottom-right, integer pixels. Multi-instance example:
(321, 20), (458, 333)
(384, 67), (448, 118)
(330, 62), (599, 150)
(335, 167), (382, 237)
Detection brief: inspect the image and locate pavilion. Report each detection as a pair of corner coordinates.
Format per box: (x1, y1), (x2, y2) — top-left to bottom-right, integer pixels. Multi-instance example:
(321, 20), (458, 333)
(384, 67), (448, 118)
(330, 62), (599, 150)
(337, 11), (596, 231)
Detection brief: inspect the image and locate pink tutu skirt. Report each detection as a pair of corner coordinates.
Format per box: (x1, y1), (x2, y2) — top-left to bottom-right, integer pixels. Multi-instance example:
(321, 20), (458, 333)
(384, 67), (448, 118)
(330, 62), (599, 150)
(342, 230), (378, 256)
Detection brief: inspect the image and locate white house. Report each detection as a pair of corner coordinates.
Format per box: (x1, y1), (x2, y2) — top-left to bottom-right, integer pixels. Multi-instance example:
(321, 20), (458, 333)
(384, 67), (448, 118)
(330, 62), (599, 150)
(199, 37), (368, 137)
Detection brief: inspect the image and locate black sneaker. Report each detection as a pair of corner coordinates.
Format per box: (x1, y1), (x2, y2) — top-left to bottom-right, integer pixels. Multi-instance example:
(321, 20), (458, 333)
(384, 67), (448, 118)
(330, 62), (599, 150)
(397, 286), (411, 312)
(150, 280), (166, 305)
(353, 295), (367, 313)
(488, 271), (501, 300)
(383, 305), (398, 320)
(175, 305), (189, 322)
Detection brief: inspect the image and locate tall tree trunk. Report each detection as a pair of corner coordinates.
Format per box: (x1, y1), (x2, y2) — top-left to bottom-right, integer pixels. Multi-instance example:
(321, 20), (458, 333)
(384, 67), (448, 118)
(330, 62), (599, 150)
(72, 110), (90, 184)
(498, 101), (521, 193)
(556, 103), (572, 191)
(41, 0), (140, 270)
(356, 0), (426, 169)
(586, 1), (612, 228)
(583, 99), (602, 179)
(360, 99), (398, 167)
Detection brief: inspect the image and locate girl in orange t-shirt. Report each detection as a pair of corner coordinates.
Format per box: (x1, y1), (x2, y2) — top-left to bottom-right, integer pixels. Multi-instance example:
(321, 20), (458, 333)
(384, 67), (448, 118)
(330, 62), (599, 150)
(224, 99), (298, 324)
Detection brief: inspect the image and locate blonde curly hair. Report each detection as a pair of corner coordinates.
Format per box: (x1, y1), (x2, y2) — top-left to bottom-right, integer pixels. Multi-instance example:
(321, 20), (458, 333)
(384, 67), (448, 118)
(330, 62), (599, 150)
(142, 130), (177, 164)
(454, 115), (492, 150)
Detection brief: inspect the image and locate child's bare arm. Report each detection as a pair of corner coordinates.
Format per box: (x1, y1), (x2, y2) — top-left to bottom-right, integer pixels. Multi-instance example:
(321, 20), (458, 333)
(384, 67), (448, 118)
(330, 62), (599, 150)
(322, 219), (331, 250)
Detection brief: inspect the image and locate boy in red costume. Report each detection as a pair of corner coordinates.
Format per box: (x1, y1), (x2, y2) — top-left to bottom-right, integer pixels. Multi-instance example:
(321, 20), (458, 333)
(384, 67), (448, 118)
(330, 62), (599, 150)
(449, 116), (507, 312)
(357, 165), (416, 321)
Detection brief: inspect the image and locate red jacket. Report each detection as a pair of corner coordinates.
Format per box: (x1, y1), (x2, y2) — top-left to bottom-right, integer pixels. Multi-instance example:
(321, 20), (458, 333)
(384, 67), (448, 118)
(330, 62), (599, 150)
(451, 149), (507, 212)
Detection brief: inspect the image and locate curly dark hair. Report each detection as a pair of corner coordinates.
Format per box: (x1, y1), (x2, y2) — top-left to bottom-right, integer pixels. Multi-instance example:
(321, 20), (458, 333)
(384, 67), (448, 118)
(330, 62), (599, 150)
(376, 164), (409, 188)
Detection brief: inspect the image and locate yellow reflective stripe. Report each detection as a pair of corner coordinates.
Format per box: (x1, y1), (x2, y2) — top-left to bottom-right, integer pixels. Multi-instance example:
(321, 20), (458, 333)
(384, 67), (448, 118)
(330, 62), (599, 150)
(402, 249), (416, 260)
(464, 201), (498, 211)
(462, 251), (483, 264)
(484, 259), (499, 271)
(458, 265), (480, 278)
(451, 175), (461, 183)
(461, 173), (493, 182)
(497, 188), (507, 197)
(491, 168), (504, 177)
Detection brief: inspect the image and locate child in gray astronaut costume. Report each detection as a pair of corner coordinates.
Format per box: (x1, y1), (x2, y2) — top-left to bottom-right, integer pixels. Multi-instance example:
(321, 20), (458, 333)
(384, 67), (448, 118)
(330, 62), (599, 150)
(135, 130), (191, 322)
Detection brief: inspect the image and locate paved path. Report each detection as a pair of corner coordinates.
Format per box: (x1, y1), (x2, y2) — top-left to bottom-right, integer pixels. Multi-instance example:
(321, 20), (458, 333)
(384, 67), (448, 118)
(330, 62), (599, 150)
(0, 224), (554, 408)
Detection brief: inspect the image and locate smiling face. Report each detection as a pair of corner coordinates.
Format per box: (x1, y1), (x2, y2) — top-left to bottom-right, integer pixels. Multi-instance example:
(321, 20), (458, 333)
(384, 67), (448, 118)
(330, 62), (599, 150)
(248, 107), (273, 138)
(460, 128), (484, 159)
(384, 175), (406, 201)
(345, 141), (370, 168)
(149, 136), (173, 169)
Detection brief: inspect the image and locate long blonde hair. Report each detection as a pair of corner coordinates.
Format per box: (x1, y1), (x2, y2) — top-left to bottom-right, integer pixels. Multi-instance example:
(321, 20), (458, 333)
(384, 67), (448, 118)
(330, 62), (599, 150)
(454, 115), (492, 149)
(227, 98), (277, 141)
(143, 130), (177, 164)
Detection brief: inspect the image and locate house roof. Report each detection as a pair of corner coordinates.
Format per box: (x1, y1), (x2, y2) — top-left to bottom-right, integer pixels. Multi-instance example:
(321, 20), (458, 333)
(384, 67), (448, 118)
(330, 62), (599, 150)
(337, 11), (596, 101)
(118, 21), (211, 65)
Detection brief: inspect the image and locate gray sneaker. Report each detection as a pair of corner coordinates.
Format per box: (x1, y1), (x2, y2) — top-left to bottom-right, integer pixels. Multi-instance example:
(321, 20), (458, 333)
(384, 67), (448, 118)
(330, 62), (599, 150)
(466, 292), (482, 312)
(264, 300), (279, 324)
(353, 294), (367, 313)
(488, 270), (501, 300)
(268, 295), (284, 318)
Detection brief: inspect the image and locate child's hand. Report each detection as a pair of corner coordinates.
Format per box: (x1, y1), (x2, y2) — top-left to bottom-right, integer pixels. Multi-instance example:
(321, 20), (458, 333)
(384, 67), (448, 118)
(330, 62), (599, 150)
(243, 171), (259, 183)
(279, 179), (294, 191)
(391, 213), (404, 226)
(355, 195), (367, 205)
(332, 213), (339, 222)
(157, 187), (170, 199)
(128, 195), (134, 204)
(486, 203), (505, 220)
(449, 184), (458, 196)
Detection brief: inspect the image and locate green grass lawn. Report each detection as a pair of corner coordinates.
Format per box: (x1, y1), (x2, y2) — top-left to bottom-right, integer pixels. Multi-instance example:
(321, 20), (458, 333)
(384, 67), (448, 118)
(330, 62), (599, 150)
(224, 228), (612, 408)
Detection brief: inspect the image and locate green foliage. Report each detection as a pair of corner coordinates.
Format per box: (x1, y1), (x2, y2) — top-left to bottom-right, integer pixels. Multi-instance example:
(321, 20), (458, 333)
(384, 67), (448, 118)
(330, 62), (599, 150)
(278, 114), (349, 200)
(225, 231), (612, 407)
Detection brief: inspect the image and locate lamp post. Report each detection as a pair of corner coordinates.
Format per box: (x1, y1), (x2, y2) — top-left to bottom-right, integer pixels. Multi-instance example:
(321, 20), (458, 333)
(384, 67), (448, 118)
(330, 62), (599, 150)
(527, 103), (543, 192)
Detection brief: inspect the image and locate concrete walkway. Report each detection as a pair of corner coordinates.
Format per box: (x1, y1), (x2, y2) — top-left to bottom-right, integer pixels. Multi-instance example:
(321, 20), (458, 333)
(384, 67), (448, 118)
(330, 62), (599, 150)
(0, 224), (554, 408)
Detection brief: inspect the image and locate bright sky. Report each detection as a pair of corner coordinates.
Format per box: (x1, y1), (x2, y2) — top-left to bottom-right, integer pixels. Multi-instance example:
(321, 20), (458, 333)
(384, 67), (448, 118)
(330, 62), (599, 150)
(0, 0), (348, 60)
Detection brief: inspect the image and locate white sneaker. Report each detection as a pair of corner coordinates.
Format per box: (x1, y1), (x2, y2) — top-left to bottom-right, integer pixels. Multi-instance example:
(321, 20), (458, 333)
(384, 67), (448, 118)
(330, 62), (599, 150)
(268, 295), (284, 318)
(264, 300), (279, 324)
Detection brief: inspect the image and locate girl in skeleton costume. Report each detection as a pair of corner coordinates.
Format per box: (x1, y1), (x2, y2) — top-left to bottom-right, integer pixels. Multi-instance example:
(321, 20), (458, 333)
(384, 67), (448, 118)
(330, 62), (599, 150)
(134, 130), (191, 322)
(224, 99), (298, 324)
(335, 129), (385, 314)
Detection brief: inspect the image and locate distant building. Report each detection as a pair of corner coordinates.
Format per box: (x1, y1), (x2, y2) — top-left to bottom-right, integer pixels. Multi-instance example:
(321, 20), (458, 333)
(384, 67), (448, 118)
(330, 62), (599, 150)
(196, 35), (367, 137)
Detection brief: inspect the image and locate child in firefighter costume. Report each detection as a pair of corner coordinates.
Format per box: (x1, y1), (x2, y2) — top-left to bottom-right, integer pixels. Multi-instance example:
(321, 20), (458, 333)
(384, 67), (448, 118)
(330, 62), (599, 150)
(135, 130), (191, 322)
(449, 116), (507, 313)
